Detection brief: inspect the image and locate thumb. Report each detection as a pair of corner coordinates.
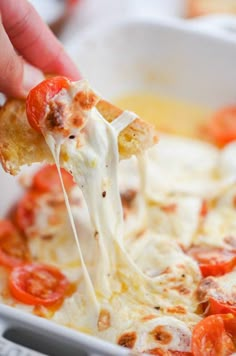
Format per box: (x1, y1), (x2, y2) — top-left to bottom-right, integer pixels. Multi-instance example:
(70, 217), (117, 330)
(0, 18), (44, 98)
(22, 61), (45, 97)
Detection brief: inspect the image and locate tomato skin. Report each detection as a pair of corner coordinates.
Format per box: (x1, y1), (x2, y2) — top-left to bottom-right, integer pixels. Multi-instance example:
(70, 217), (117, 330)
(9, 264), (69, 306)
(188, 246), (236, 277)
(204, 106), (236, 147)
(145, 349), (192, 356)
(0, 220), (29, 268)
(32, 165), (75, 193)
(26, 76), (70, 132)
(170, 353), (192, 356)
(207, 297), (236, 317)
(192, 314), (236, 356)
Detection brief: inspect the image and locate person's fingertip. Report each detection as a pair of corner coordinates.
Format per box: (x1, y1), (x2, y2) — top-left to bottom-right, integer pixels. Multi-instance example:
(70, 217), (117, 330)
(22, 62), (45, 96)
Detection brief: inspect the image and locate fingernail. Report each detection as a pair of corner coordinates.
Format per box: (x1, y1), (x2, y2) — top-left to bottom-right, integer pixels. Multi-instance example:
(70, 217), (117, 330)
(22, 62), (45, 96)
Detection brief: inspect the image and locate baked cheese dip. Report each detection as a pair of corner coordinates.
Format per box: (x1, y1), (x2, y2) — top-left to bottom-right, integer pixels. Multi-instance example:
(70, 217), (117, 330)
(1, 77), (236, 355)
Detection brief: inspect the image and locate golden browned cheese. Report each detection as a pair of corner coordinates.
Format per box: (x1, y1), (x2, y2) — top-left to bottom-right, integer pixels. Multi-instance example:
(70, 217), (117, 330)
(117, 331), (137, 348)
(0, 95), (157, 175)
(97, 309), (111, 331)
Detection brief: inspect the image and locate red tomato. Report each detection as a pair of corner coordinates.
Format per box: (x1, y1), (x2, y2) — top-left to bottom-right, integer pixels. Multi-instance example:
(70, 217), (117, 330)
(188, 246), (236, 277)
(192, 314), (236, 356)
(170, 353), (192, 356)
(207, 297), (236, 317)
(16, 190), (40, 233)
(32, 165), (75, 193)
(9, 264), (69, 306)
(0, 220), (29, 268)
(204, 107), (236, 147)
(26, 76), (70, 132)
(145, 349), (192, 355)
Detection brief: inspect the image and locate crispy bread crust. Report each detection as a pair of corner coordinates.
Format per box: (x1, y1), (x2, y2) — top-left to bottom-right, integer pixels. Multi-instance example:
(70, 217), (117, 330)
(0, 100), (53, 175)
(97, 100), (158, 159)
(0, 98), (158, 175)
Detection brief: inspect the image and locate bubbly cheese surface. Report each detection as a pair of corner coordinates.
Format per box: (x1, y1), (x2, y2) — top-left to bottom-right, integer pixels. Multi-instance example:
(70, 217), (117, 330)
(10, 83), (236, 353)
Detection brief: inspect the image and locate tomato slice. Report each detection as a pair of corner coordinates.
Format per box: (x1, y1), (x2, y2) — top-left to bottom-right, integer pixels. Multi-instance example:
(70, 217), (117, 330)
(192, 314), (236, 356)
(207, 297), (236, 317)
(203, 106), (236, 147)
(188, 246), (236, 277)
(26, 76), (70, 132)
(16, 190), (40, 233)
(9, 264), (69, 306)
(0, 220), (29, 268)
(146, 349), (192, 355)
(32, 165), (75, 193)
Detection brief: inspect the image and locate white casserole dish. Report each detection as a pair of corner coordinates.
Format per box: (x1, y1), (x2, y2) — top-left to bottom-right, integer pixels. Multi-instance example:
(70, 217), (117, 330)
(1, 17), (236, 355)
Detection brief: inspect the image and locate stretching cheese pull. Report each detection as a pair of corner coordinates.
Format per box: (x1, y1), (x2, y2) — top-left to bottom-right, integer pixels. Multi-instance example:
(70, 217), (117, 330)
(0, 78), (203, 352)
(0, 77), (157, 175)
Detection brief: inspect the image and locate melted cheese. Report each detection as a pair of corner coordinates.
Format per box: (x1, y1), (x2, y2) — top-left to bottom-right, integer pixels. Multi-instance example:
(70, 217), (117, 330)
(30, 80), (201, 351)
(134, 317), (192, 352)
(145, 134), (219, 200)
(14, 81), (236, 352)
(198, 270), (236, 305)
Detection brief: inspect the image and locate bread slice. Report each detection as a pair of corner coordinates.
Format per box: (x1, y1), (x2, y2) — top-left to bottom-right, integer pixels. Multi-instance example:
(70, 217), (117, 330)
(96, 100), (158, 158)
(0, 97), (158, 175)
(186, 0), (236, 17)
(0, 99), (53, 175)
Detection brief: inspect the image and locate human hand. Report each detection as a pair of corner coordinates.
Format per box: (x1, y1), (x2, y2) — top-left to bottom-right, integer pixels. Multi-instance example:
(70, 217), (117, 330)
(0, 0), (80, 98)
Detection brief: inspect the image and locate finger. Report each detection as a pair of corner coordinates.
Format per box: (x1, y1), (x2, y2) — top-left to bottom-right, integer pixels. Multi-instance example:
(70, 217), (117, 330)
(0, 19), (44, 98)
(0, 0), (80, 80)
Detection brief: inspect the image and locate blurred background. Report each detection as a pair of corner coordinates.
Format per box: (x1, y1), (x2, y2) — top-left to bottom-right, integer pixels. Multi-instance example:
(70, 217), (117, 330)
(28, 0), (236, 42)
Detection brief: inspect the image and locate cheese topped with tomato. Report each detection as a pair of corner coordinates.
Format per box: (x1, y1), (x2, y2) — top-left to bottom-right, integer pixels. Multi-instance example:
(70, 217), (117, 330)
(2, 78), (236, 354)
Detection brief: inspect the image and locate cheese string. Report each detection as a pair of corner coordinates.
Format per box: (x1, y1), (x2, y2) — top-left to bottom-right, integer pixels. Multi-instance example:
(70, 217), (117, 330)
(45, 134), (100, 314)
(43, 98), (156, 310)
(137, 152), (148, 227)
(111, 111), (137, 134)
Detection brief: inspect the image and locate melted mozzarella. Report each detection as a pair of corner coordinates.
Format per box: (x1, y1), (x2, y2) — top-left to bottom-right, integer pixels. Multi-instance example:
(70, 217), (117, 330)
(148, 196), (202, 247)
(16, 81), (236, 351)
(40, 84), (203, 346)
(219, 142), (236, 180)
(216, 270), (236, 297)
(198, 185), (236, 247)
(198, 270), (236, 305)
(135, 317), (192, 352)
(145, 134), (219, 200)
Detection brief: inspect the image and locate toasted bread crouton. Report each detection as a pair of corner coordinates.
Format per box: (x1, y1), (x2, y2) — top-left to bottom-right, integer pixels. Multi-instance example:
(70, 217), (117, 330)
(0, 99), (53, 175)
(0, 94), (157, 175)
(97, 100), (158, 159)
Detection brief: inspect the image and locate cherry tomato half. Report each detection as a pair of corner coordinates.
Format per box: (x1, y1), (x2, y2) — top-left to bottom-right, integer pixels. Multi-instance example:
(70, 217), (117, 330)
(188, 246), (236, 277)
(0, 220), (29, 268)
(9, 263), (69, 306)
(207, 297), (236, 317)
(203, 106), (236, 147)
(192, 314), (236, 356)
(32, 165), (75, 193)
(26, 76), (70, 132)
(146, 349), (192, 355)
